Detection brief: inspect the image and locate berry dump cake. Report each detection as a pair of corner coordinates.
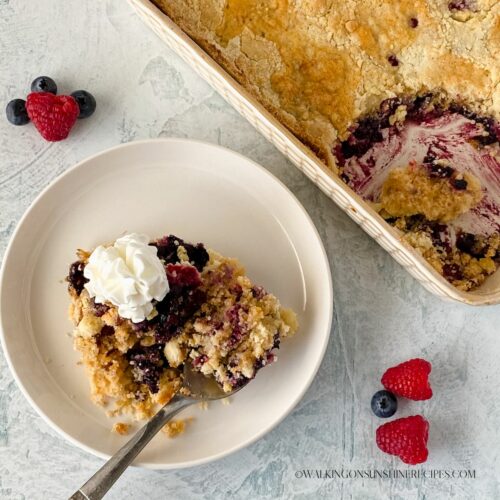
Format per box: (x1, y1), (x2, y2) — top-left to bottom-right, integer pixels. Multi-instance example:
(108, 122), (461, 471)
(150, 0), (499, 290)
(67, 233), (298, 420)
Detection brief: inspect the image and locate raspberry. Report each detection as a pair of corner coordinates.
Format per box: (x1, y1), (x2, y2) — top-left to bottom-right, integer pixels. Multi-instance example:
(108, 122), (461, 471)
(381, 358), (432, 400)
(166, 263), (202, 289)
(376, 415), (429, 465)
(26, 92), (79, 141)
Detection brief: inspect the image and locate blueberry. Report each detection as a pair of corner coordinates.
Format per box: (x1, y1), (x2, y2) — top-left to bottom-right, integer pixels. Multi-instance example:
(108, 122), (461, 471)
(429, 164), (454, 178)
(31, 76), (57, 94)
(67, 260), (87, 295)
(154, 235), (209, 271)
(452, 178), (468, 190)
(387, 54), (399, 67)
(6, 99), (29, 125)
(456, 232), (486, 258)
(127, 345), (166, 393)
(456, 232), (476, 254)
(409, 17), (419, 28)
(442, 263), (462, 281)
(71, 90), (96, 119)
(371, 390), (397, 418)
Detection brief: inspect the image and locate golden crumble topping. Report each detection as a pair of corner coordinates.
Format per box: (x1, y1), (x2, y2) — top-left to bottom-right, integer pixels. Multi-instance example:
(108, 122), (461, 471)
(379, 165), (483, 222)
(149, 1), (499, 292)
(151, 0), (499, 168)
(402, 230), (499, 291)
(161, 418), (194, 438)
(165, 254), (296, 392)
(112, 422), (131, 435)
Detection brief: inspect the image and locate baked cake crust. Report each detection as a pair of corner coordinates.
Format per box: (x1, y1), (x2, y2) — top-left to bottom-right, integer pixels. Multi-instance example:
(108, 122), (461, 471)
(149, 1), (499, 291)
(151, 0), (499, 170)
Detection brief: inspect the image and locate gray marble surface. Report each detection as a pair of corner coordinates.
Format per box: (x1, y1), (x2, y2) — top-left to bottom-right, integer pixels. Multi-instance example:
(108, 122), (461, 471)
(1, 1), (499, 499)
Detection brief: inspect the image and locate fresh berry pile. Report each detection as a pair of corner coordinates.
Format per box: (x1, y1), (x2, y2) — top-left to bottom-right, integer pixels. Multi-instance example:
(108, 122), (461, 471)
(371, 358), (433, 465)
(5, 76), (96, 141)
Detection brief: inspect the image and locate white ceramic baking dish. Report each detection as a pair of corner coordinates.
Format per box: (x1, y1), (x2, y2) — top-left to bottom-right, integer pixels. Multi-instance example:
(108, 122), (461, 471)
(128, 0), (500, 305)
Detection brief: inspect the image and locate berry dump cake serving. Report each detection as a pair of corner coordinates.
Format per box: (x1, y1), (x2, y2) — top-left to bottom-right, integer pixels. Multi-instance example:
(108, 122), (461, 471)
(150, 0), (499, 290)
(67, 233), (298, 420)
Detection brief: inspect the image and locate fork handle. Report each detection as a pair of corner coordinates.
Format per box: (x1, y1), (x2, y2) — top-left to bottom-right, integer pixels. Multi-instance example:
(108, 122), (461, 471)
(69, 395), (194, 500)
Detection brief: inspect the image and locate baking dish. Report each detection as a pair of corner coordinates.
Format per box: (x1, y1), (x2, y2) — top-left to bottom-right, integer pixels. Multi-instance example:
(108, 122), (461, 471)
(128, 0), (500, 305)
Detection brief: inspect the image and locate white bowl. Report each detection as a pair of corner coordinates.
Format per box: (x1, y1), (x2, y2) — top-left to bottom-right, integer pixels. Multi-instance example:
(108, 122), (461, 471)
(0, 138), (333, 469)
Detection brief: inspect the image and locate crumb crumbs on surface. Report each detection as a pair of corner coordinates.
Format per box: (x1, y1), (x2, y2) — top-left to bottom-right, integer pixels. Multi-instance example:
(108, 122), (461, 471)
(221, 397), (231, 406)
(162, 418), (194, 438)
(112, 422), (130, 435)
(198, 401), (209, 411)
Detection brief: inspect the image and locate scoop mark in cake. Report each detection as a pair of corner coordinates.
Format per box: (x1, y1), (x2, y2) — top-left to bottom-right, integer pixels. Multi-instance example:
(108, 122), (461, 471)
(337, 92), (500, 290)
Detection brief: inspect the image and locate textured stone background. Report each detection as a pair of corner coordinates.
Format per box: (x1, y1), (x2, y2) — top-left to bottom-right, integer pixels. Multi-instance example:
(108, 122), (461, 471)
(1, 1), (499, 499)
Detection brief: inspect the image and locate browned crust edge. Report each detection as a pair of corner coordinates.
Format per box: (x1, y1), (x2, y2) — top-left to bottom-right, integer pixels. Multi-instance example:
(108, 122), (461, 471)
(150, 0), (332, 167)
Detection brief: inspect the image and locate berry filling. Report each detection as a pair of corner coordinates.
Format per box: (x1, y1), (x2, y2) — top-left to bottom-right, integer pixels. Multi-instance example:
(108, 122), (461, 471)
(448, 0), (476, 12)
(336, 93), (500, 290)
(68, 260), (87, 295)
(153, 235), (209, 271)
(128, 344), (167, 394)
(153, 283), (206, 345)
(166, 263), (202, 289)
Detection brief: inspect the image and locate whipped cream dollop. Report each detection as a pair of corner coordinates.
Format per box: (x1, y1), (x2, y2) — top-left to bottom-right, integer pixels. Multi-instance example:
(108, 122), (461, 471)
(83, 233), (169, 323)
